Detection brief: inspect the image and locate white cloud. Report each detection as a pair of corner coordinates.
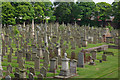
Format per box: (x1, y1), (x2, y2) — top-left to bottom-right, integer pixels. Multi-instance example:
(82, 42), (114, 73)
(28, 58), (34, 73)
(93, 0), (114, 4)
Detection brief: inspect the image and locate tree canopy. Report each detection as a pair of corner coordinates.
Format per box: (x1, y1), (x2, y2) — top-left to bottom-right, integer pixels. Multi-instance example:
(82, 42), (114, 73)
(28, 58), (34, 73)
(1, 1), (120, 28)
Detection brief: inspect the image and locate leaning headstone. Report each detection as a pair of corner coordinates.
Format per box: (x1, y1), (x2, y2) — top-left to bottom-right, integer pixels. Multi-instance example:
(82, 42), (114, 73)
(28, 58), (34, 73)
(7, 64), (12, 73)
(28, 72), (34, 80)
(77, 52), (84, 68)
(14, 72), (20, 78)
(5, 75), (11, 80)
(15, 68), (19, 73)
(49, 58), (56, 73)
(40, 67), (47, 77)
(37, 73), (44, 79)
(29, 67), (35, 75)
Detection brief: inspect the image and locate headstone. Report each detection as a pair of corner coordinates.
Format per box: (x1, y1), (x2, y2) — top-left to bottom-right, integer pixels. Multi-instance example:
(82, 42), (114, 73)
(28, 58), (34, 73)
(37, 73), (44, 78)
(29, 67), (35, 75)
(91, 50), (97, 60)
(59, 53), (70, 76)
(26, 52), (31, 61)
(15, 68), (19, 73)
(40, 67), (47, 77)
(78, 52), (84, 68)
(19, 69), (26, 78)
(49, 58), (56, 73)
(14, 72), (20, 78)
(71, 51), (75, 59)
(8, 54), (12, 62)
(102, 53), (107, 61)
(32, 52), (37, 61)
(5, 75), (11, 80)
(58, 55), (62, 65)
(34, 56), (40, 71)
(70, 59), (77, 75)
(28, 73), (34, 80)
(7, 64), (12, 73)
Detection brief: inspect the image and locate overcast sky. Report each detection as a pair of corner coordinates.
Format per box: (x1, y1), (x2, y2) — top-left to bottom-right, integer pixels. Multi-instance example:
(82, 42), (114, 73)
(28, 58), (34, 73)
(51, 0), (115, 4)
(93, 0), (114, 4)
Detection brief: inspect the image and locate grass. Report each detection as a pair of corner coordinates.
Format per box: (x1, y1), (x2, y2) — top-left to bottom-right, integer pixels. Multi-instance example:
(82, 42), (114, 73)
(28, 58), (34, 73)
(1, 42), (118, 78)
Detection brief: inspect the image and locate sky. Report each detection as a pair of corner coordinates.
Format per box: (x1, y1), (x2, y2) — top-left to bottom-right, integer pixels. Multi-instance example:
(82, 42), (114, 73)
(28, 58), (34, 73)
(51, 0), (115, 4)
(93, 0), (114, 4)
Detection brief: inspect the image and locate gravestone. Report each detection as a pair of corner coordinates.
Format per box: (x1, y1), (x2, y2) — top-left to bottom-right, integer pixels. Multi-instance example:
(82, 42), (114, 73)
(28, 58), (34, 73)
(91, 50), (97, 60)
(29, 67), (35, 75)
(7, 64), (12, 73)
(15, 68), (19, 73)
(14, 72), (20, 78)
(37, 73), (44, 78)
(40, 67), (47, 77)
(49, 58), (56, 73)
(26, 52), (31, 61)
(70, 59), (77, 75)
(28, 73), (34, 80)
(58, 55), (62, 65)
(78, 52), (84, 68)
(32, 52), (37, 61)
(59, 53), (70, 76)
(5, 75), (11, 80)
(102, 53), (107, 61)
(34, 56), (40, 71)
(8, 54), (12, 62)
(71, 51), (75, 59)
(19, 58), (24, 69)
(19, 69), (26, 78)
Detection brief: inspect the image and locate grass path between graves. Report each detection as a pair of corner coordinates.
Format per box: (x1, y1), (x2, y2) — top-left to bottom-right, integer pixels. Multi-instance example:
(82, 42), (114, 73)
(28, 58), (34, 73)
(1, 43), (118, 78)
(73, 48), (118, 78)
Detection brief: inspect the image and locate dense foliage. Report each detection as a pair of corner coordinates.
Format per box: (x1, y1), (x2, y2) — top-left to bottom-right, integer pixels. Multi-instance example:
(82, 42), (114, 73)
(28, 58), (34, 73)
(1, 1), (120, 27)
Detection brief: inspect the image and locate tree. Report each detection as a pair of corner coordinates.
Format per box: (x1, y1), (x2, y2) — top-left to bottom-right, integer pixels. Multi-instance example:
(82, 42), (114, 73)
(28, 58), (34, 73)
(54, 2), (74, 24)
(96, 2), (112, 27)
(76, 1), (96, 26)
(2, 2), (16, 26)
(112, 1), (120, 23)
(15, 2), (34, 25)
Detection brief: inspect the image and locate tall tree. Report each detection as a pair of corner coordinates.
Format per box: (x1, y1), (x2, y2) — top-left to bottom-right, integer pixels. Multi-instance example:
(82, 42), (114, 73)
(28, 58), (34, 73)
(76, 1), (96, 26)
(2, 2), (16, 26)
(15, 2), (34, 25)
(96, 2), (112, 27)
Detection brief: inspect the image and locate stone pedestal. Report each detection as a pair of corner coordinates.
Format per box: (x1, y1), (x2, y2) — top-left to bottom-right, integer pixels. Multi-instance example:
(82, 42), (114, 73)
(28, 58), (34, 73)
(59, 57), (70, 76)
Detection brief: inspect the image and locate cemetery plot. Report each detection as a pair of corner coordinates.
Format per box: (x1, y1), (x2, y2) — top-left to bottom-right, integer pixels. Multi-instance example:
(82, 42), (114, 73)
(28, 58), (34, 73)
(0, 23), (119, 79)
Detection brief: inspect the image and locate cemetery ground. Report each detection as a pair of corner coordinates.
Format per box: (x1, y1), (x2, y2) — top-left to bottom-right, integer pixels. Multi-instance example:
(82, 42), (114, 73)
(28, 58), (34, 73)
(1, 42), (118, 78)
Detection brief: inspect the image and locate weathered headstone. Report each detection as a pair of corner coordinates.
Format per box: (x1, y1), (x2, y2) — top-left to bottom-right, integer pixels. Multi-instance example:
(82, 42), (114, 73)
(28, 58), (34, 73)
(29, 67), (35, 75)
(77, 52), (84, 68)
(7, 64), (12, 73)
(70, 59), (77, 75)
(34, 56), (40, 71)
(40, 67), (47, 77)
(49, 58), (56, 73)
(28, 73), (34, 80)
